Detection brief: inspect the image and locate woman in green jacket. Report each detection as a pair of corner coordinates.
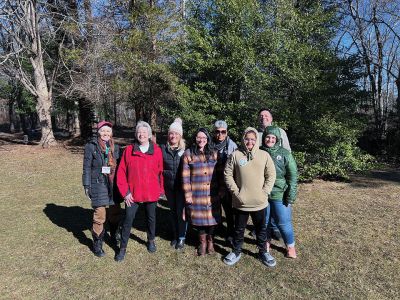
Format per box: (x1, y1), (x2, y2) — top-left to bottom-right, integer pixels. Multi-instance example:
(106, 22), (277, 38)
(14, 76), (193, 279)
(261, 126), (298, 258)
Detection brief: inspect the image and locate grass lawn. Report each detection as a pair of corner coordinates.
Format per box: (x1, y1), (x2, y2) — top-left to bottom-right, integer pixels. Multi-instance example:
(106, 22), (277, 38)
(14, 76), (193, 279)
(0, 144), (399, 299)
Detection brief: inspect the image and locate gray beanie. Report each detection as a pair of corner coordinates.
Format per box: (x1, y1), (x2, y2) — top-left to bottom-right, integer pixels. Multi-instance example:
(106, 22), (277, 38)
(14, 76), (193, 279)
(168, 118), (183, 136)
(214, 120), (228, 129)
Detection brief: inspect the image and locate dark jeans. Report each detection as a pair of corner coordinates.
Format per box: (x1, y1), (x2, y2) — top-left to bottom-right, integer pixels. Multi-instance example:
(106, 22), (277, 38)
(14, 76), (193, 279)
(165, 189), (187, 240)
(120, 201), (157, 249)
(233, 208), (267, 255)
(221, 193), (234, 238)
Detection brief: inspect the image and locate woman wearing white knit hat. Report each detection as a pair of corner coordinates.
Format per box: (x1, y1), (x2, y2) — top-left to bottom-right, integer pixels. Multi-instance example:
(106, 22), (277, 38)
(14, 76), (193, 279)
(161, 118), (187, 250)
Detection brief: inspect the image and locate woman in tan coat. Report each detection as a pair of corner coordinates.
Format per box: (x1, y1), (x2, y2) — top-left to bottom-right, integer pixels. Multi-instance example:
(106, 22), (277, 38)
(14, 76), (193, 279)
(223, 127), (276, 267)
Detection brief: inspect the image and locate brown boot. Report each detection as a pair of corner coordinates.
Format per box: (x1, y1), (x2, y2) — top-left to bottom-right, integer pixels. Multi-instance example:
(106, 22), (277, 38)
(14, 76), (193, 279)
(197, 234), (207, 256)
(207, 234), (215, 254)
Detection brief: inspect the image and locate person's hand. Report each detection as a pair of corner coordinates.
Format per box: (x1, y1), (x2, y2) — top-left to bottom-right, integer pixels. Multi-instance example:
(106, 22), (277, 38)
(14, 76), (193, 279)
(185, 197), (193, 205)
(124, 193), (133, 207)
(182, 207), (186, 221)
(283, 199), (293, 207)
(84, 187), (91, 200)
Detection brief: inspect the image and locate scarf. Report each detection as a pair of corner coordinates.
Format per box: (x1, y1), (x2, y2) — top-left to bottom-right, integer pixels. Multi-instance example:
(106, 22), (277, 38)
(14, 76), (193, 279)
(98, 137), (116, 184)
(214, 138), (228, 152)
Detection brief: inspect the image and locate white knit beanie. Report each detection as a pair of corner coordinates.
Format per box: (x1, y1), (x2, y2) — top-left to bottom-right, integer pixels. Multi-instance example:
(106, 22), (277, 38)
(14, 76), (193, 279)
(168, 118), (183, 136)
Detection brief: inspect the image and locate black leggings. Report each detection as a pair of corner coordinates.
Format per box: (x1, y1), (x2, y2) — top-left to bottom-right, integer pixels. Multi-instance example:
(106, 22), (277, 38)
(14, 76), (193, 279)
(195, 225), (216, 235)
(120, 201), (157, 249)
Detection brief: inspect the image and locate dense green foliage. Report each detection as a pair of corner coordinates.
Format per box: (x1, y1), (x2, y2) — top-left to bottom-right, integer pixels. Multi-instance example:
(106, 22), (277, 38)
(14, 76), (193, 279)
(169, 0), (375, 180)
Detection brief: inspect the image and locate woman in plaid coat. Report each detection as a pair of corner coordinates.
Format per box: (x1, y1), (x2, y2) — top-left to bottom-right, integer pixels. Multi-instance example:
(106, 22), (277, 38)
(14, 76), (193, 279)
(182, 128), (221, 256)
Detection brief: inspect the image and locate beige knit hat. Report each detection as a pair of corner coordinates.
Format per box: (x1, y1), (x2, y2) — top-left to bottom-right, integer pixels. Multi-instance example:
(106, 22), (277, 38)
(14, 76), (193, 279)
(168, 118), (183, 136)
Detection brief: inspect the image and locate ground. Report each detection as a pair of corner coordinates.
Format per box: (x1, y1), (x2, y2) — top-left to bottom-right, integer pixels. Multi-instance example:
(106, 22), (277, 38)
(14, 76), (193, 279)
(0, 140), (399, 299)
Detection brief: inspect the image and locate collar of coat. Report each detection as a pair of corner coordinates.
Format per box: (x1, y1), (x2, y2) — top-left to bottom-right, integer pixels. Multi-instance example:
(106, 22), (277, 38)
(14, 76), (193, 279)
(132, 141), (155, 155)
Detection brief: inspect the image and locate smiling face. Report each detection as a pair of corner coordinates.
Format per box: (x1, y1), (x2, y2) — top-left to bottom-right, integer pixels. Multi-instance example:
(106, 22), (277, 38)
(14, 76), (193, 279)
(136, 126), (150, 145)
(98, 126), (112, 142)
(196, 131), (208, 151)
(259, 110), (273, 128)
(244, 132), (257, 151)
(168, 131), (181, 147)
(264, 134), (277, 148)
(214, 127), (227, 142)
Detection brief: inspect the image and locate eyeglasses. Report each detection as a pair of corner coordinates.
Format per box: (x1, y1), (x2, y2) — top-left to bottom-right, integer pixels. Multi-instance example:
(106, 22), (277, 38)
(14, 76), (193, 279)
(244, 138), (256, 142)
(196, 137), (208, 141)
(215, 130), (227, 135)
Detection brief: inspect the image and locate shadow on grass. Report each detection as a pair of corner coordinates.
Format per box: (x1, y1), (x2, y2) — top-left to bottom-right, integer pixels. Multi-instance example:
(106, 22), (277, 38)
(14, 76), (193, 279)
(43, 201), (230, 256)
(350, 169), (400, 188)
(43, 203), (93, 251)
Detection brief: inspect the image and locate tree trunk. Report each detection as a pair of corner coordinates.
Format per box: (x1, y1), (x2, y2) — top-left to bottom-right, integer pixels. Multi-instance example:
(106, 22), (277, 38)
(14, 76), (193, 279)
(78, 98), (93, 139)
(8, 99), (16, 133)
(73, 101), (81, 137)
(28, 0), (57, 147)
(36, 93), (57, 147)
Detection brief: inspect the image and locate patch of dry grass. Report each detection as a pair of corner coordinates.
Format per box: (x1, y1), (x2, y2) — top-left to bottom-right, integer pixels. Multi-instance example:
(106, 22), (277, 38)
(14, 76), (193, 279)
(0, 145), (399, 299)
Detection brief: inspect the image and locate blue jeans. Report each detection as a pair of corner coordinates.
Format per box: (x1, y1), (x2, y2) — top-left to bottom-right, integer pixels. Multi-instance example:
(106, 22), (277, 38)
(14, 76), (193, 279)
(265, 200), (295, 246)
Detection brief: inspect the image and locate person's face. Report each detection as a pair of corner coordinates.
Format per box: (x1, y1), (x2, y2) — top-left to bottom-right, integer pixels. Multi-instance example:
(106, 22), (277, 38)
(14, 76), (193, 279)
(244, 132), (257, 151)
(196, 131), (208, 149)
(264, 134), (277, 148)
(259, 110), (273, 127)
(214, 127), (227, 142)
(98, 126), (112, 142)
(168, 131), (181, 146)
(137, 127), (149, 145)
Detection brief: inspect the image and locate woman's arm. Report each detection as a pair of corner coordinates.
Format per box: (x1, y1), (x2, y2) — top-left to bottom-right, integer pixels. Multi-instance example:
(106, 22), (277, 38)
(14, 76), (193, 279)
(284, 153), (298, 205)
(263, 153), (277, 195)
(224, 153), (239, 196)
(82, 143), (93, 188)
(182, 152), (193, 204)
(116, 146), (131, 198)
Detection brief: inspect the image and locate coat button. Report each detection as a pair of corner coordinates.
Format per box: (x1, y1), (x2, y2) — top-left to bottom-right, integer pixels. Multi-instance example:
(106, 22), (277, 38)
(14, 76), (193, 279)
(204, 172), (207, 174)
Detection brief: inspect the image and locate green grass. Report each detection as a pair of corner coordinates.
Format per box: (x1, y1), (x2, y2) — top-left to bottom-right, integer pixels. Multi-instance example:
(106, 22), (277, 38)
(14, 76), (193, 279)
(0, 145), (399, 299)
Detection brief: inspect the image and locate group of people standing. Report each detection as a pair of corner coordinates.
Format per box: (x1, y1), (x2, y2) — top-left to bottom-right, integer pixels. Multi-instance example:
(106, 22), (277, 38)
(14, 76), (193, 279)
(82, 108), (298, 267)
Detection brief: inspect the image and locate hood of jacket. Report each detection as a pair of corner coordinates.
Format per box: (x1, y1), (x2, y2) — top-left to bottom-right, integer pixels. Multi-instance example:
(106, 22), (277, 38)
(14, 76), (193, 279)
(261, 125), (281, 152)
(240, 127), (260, 160)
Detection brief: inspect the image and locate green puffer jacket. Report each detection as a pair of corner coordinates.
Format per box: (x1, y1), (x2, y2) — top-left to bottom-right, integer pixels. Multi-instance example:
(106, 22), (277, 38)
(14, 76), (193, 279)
(260, 126), (298, 204)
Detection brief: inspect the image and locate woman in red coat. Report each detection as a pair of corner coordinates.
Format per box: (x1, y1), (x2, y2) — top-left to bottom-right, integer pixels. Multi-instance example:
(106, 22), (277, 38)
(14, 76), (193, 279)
(114, 121), (164, 262)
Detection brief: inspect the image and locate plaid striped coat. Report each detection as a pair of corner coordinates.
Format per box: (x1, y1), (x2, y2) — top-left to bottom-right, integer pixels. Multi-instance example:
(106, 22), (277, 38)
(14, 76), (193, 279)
(182, 149), (221, 226)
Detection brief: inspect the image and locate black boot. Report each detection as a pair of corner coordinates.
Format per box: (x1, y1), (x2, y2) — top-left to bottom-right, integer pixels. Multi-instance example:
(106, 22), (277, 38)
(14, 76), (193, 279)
(92, 229), (105, 257)
(115, 248), (126, 262)
(109, 223), (121, 247)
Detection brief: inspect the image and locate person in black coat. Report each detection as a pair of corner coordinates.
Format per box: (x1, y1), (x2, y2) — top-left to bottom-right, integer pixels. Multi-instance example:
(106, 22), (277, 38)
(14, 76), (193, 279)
(82, 120), (122, 257)
(161, 118), (187, 250)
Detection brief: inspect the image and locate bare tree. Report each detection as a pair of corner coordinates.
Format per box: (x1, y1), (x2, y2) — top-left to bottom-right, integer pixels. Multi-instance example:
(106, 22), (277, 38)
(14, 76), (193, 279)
(0, 0), (58, 146)
(337, 0), (400, 139)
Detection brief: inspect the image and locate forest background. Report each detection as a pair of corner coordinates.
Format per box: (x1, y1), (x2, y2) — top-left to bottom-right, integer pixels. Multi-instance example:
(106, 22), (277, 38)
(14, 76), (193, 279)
(1, 0), (400, 180)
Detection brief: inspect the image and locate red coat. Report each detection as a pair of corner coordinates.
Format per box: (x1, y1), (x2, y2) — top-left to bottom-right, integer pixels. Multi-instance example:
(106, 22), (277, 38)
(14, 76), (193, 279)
(117, 142), (164, 202)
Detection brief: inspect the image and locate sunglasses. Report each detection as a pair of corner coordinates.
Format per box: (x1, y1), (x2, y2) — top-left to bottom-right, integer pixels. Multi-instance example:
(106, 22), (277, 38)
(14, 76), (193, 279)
(215, 130), (227, 134)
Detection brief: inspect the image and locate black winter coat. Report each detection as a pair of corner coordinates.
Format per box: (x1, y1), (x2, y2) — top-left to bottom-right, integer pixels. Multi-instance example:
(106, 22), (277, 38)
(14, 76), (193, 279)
(161, 144), (184, 192)
(82, 138), (121, 207)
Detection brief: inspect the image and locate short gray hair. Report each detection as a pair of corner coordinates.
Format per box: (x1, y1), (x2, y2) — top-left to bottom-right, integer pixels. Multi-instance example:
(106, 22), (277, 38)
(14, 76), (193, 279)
(135, 121), (152, 140)
(214, 120), (228, 129)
